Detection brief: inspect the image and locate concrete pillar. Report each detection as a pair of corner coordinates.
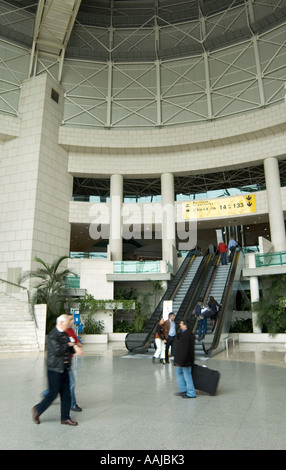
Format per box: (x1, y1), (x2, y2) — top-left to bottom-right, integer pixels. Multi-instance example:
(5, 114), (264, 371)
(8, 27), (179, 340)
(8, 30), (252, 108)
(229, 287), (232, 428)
(110, 174), (123, 261)
(248, 254), (261, 333)
(264, 157), (286, 252)
(161, 173), (176, 266)
(0, 73), (71, 280)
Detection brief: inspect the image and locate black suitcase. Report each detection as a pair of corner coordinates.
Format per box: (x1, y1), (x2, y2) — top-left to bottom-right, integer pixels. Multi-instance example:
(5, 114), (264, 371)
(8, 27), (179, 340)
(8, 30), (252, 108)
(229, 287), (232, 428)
(192, 363), (220, 395)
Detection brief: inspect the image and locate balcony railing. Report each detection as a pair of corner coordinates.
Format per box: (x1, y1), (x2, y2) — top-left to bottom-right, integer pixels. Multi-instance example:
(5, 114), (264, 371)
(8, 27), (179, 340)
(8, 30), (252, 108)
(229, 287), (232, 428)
(70, 252), (107, 259)
(255, 251), (286, 268)
(114, 261), (161, 274)
(66, 276), (80, 288)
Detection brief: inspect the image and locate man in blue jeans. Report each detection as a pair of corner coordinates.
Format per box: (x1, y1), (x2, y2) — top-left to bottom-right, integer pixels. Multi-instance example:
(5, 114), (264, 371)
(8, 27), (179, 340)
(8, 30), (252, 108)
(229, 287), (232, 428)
(174, 319), (196, 399)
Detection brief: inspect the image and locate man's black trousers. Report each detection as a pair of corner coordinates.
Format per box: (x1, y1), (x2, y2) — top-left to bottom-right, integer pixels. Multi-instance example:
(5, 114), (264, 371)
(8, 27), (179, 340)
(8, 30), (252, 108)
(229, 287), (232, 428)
(36, 368), (71, 421)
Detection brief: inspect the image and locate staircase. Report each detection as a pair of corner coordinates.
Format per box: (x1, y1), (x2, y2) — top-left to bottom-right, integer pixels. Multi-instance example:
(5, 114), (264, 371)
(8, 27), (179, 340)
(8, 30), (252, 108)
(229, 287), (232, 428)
(0, 292), (40, 352)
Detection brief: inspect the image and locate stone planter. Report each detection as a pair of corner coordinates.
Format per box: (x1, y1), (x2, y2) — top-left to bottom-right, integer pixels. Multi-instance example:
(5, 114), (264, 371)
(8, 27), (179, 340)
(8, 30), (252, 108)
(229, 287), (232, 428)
(108, 332), (127, 342)
(236, 333), (286, 343)
(80, 334), (108, 344)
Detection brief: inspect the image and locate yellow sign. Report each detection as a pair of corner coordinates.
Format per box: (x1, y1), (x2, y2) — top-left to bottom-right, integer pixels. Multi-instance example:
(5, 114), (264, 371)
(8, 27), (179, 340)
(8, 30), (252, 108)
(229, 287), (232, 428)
(182, 195), (256, 219)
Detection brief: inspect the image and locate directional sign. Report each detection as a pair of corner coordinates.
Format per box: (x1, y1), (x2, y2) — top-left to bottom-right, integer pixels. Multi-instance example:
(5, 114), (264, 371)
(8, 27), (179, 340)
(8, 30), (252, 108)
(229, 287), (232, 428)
(182, 195), (256, 219)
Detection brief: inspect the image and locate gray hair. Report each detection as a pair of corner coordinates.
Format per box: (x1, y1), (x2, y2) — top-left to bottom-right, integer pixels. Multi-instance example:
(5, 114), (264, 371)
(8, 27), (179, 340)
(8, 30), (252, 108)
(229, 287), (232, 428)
(56, 314), (70, 325)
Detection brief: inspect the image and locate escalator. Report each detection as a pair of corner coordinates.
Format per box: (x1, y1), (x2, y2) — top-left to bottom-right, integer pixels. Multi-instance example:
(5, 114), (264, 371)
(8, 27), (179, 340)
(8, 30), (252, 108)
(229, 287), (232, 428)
(174, 252), (218, 326)
(125, 251), (210, 353)
(192, 251), (243, 357)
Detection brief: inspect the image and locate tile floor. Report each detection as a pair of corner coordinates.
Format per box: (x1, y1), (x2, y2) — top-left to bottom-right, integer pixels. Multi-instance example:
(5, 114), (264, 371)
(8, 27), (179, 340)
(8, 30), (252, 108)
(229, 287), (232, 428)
(1, 341), (286, 450)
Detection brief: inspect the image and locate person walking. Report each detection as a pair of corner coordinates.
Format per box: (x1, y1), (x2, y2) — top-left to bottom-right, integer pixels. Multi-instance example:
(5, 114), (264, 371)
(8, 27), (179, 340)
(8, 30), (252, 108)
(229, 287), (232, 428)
(152, 317), (166, 364)
(32, 314), (80, 426)
(66, 314), (83, 411)
(174, 319), (196, 399)
(163, 312), (176, 363)
(41, 314), (84, 412)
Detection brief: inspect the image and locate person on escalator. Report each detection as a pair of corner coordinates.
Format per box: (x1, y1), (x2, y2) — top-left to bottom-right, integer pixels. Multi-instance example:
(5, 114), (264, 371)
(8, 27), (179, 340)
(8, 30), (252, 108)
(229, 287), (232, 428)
(207, 296), (222, 332)
(195, 302), (210, 341)
(152, 317), (166, 364)
(228, 237), (238, 262)
(217, 241), (228, 265)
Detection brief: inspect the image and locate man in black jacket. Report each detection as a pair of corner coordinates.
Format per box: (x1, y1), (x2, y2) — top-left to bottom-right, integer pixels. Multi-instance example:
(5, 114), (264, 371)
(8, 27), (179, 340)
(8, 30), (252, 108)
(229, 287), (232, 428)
(32, 314), (79, 426)
(174, 319), (196, 399)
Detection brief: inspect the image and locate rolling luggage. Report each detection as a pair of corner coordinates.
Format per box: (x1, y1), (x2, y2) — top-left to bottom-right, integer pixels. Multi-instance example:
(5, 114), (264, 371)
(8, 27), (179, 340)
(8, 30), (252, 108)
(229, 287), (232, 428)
(192, 363), (220, 395)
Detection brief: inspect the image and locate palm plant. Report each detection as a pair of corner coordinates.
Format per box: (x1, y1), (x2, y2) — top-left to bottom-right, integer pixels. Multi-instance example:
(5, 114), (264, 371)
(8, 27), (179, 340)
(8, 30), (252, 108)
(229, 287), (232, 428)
(19, 256), (77, 332)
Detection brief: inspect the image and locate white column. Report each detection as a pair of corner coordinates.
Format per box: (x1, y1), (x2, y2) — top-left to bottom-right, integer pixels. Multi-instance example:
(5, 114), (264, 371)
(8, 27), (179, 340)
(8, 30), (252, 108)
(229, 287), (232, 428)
(264, 157), (286, 252)
(161, 173), (176, 266)
(248, 254), (261, 333)
(109, 174), (123, 261)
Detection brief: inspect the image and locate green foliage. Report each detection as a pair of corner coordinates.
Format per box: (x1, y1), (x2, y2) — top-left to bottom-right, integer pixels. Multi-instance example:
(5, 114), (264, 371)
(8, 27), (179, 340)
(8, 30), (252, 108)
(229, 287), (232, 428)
(253, 275), (286, 335)
(18, 256), (77, 333)
(79, 293), (136, 334)
(79, 293), (136, 315)
(81, 281), (165, 335)
(114, 287), (137, 301)
(82, 312), (105, 334)
(230, 318), (253, 333)
(132, 312), (147, 332)
(113, 320), (133, 333)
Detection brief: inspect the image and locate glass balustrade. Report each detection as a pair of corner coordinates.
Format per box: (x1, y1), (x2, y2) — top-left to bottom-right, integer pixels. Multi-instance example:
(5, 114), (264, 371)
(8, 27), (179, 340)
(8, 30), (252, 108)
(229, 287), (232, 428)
(255, 251), (286, 267)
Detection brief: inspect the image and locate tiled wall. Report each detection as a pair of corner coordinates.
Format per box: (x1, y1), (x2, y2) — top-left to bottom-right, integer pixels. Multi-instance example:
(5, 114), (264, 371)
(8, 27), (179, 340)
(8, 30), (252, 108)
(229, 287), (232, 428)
(0, 74), (72, 280)
(61, 103), (286, 177)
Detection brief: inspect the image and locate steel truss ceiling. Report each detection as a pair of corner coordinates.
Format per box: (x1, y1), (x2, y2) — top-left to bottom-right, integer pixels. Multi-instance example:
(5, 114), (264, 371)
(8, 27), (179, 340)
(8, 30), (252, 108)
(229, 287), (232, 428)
(62, 0), (286, 128)
(73, 160), (286, 198)
(29, 0), (82, 81)
(0, 0), (286, 127)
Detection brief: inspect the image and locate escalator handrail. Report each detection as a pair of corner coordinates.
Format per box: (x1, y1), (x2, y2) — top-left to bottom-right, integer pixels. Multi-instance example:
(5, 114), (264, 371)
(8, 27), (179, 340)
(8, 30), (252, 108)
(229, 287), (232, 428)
(177, 253), (220, 335)
(125, 251), (195, 352)
(175, 253), (217, 327)
(203, 251), (241, 356)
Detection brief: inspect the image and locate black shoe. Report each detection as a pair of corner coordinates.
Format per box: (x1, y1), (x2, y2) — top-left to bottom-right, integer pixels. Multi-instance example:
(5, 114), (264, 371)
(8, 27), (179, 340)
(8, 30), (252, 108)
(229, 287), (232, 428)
(182, 395), (196, 399)
(71, 404), (82, 412)
(174, 392), (187, 396)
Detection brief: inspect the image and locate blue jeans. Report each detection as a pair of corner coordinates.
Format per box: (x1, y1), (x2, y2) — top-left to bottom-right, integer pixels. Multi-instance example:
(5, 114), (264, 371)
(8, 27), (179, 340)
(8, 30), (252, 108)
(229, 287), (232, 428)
(198, 318), (207, 337)
(220, 252), (227, 265)
(69, 368), (76, 408)
(176, 366), (196, 397)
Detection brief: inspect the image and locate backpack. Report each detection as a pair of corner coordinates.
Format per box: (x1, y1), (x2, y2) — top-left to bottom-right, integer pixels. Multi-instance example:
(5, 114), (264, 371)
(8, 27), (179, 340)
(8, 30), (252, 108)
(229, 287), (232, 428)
(195, 305), (201, 316)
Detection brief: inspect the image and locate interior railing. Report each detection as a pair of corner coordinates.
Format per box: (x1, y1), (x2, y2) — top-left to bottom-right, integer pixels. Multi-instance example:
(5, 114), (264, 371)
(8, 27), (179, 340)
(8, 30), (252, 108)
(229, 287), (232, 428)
(0, 278), (37, 328)
(125, 251), (195, 353)
(203, 251), (242, 356)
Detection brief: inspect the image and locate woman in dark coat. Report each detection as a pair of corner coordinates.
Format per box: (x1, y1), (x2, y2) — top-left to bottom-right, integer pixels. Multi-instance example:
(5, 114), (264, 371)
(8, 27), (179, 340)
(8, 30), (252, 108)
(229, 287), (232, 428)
(207, 296), (221, 330)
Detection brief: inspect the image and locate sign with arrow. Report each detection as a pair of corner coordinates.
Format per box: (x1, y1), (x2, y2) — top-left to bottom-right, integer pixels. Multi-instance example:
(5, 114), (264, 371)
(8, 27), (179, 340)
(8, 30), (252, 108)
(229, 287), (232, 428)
(182, 194), (256, 219)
